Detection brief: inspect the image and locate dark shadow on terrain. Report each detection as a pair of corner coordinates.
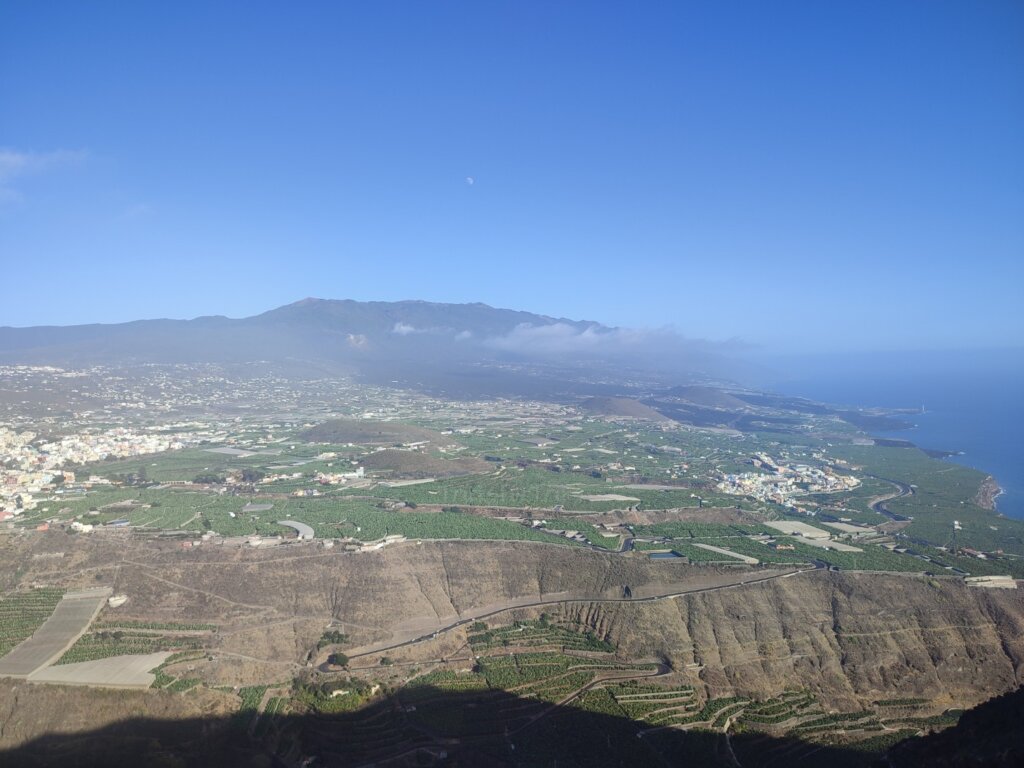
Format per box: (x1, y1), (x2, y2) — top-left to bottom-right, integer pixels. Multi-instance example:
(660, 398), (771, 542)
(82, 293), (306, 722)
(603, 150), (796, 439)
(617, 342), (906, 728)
(0, 685), (921, 768)
(885, 686), (1024, 768)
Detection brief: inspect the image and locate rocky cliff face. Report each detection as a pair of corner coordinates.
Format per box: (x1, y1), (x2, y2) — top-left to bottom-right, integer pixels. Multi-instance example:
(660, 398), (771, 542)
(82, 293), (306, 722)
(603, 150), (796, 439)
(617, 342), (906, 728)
(3, 537), (1022, 749)
(94, 543), (1024, 704)
(973, 475), (1003, 510)
(562, 571), (1024, 712)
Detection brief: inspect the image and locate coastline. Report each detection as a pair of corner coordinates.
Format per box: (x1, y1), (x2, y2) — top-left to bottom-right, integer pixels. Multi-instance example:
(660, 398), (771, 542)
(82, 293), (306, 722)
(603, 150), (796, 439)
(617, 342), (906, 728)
(872, 436), (1004, 513)
(972, 475), (1003, 512)
(773, 350), (1024, 521)
(870, 436), (1005, 513)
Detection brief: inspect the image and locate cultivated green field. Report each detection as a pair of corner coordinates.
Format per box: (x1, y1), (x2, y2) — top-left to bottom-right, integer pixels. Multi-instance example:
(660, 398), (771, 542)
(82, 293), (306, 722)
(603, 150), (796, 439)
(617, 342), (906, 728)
(389, 619), (949, 766)
(358, 466), (747, 513)
(832, 446), (1024, 556)
(0, 588), (64, 658)
(56, 630), (204, 665)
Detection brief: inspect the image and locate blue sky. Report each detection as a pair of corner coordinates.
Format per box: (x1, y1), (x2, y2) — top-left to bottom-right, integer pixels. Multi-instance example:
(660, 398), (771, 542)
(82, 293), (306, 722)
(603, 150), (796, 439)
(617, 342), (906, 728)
(2, 1), (1022, 352)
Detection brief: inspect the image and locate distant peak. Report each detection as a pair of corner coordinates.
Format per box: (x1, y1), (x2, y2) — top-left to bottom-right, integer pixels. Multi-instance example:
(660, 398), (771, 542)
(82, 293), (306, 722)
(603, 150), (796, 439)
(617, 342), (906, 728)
(290, 297), (324, 306)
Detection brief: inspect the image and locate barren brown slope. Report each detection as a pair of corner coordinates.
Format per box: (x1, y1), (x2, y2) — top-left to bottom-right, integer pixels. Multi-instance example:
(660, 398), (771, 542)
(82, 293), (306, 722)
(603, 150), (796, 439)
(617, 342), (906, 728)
(3, 535), (1022, 738)
(0, 682), (234, 752)
(360, 448), (490, 478)
(579, 396), (669, 421)
(666, 385), (750, 409)
(298, 418), (452, 446)
(563, 570), (1024, 711)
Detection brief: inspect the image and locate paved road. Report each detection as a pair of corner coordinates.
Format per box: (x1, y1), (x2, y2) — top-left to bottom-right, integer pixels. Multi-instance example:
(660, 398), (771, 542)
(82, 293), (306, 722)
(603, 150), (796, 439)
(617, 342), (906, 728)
(347, 566), (818, 661)
(0, 588), (111, 678)
(867, 474), (913, 521)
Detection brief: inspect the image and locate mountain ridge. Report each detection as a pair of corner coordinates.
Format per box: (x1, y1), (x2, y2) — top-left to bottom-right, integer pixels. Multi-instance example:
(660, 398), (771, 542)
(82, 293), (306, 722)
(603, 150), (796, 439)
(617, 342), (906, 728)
(0, 298), (738, 393)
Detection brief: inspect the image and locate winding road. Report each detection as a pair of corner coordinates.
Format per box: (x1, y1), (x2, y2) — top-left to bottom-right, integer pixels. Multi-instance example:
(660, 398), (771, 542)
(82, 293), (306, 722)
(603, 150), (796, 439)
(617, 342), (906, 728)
(867, 474), (914, 521)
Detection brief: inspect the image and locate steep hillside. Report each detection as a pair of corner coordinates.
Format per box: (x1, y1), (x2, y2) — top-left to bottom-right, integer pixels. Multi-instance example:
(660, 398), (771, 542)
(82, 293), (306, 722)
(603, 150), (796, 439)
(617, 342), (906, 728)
(5, 537), (1021, 714)
(565, 572), (1024, 710)
(1, 536), (1022, 762)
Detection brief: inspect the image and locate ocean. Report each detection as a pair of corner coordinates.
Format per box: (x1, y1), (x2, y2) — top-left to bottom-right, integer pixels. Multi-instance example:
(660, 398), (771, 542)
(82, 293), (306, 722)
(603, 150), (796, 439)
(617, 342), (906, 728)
(761, 348), (1024, 520)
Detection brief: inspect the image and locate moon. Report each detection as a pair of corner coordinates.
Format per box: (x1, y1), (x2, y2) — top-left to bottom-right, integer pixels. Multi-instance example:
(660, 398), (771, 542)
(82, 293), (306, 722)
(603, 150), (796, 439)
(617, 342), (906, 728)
(465, 176), (475, 186)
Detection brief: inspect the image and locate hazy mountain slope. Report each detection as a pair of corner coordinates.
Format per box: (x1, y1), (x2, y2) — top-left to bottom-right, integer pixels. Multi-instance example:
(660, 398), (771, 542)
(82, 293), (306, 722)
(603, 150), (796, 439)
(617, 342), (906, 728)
(0, 299), (589, 366)
(667, 384), (751, 409)
(0, 298), (742, 392)
(580, 396), (671, 421)
(251, 297), (590, 337)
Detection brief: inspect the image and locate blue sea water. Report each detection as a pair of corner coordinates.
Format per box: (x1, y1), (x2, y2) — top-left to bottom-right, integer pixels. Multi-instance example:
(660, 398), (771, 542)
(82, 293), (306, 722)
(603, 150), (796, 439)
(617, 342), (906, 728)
(760, 349), (1024, 520)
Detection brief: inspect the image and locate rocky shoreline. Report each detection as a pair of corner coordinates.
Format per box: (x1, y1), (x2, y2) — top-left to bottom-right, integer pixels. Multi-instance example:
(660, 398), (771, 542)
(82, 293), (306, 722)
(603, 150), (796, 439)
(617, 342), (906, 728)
(973, 475), (1003, 511)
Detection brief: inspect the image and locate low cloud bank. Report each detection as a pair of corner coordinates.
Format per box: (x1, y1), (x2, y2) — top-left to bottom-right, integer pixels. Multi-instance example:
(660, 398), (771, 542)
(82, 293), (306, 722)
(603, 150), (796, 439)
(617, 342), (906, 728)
(479, 323), (740, 377)
(483, 323), (652, 355)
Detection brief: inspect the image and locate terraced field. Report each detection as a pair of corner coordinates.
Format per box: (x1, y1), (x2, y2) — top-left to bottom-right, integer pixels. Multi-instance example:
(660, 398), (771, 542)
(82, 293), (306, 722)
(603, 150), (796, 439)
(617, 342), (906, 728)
(56, 629), (205, 665)
(608, 682), (701, 723)
(571, 680), (959, 757)
(633, 522), (776, 538)
(467, 618), (614, 652)
(150, 651), (207, 692)
(368, 621), (659, 744)
(635, 530), (945, 574)
(0, 588), (64, 658)
(233, 686), (268, 732)
(366, 619), (961, 765)
(539, 518), (621, 549)
(0, 588), (108, 678)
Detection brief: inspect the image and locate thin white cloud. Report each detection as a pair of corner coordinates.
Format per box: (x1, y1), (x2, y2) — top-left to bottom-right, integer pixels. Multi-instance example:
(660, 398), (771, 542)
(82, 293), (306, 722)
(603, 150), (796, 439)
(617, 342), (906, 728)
(484, 322), (656, 355)
(392, 322), (422, 335)
(392, 322), (460, 337)
(0, 148), (87, 202)
(481, 322), (736, 374)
